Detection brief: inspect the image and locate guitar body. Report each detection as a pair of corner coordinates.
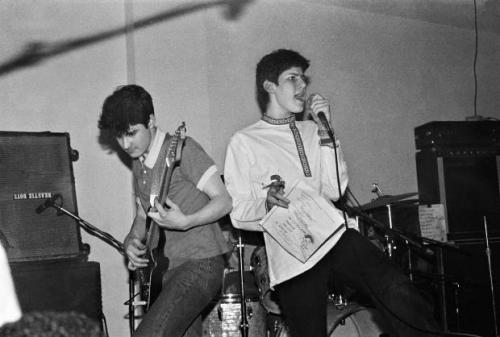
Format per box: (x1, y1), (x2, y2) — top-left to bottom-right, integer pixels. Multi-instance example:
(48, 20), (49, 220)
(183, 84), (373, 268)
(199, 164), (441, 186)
(135, 240), (169, 311)
(135, 216), (170, 311)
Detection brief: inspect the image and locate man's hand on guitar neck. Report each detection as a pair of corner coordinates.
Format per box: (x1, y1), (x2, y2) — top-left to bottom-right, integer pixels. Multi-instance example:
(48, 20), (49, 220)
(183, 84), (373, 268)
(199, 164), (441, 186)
(124, 235), (149, 271)
(148, 198), (191, 231)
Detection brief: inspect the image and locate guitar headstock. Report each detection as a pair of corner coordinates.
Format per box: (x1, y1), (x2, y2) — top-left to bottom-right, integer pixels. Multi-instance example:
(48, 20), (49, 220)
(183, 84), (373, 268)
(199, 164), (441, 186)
(165, 122), (186, 168)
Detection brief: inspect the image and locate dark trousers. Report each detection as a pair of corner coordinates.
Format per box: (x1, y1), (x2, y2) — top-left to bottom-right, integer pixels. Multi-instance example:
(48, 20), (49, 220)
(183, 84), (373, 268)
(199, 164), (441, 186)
(275, 229), (440, 337)
(133, 254), (225, 337)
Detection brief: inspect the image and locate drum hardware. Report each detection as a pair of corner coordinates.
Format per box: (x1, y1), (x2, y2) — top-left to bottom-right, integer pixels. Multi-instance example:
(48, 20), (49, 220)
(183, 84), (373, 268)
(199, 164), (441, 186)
(451, 281), (461, 332)
(423, 237), (468, 333)
(251, 245), (282, 315)
(359, 193), (418, 211)
(204, 234), (266, 337)
(328, 293), (348, 310)
(384, 204), (395, 258)
(371, 182), (384, 198)
(237, 230), (250, 337)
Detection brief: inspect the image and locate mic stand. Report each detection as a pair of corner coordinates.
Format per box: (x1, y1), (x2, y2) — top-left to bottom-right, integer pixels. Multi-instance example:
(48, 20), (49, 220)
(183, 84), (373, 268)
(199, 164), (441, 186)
(345, 203), (470, 333)
(237, 230), (249, 337)
(48, 202), (124, 254)
(41, 202), (139, 335)
(483, 216), (499, 337)
(343, 204), (433, 257)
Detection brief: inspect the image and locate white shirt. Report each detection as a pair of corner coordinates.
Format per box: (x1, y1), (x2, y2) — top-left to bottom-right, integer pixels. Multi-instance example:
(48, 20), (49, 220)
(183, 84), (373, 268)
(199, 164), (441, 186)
(224, 118), (350, 286)
(0, 243), (21, 327)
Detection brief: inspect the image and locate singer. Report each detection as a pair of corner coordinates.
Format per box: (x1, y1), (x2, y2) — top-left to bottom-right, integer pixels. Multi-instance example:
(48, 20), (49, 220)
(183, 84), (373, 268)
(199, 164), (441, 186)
(224, 49), (441, 337)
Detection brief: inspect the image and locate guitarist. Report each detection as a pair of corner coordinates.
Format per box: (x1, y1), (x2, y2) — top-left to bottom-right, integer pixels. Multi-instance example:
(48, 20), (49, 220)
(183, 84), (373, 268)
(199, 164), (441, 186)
(98, 85), (232, 337)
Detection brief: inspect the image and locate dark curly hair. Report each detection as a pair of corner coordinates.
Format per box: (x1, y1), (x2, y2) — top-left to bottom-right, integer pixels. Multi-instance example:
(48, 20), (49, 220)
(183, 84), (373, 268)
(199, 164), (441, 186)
(255, 49), (310, 113)
(98, 84), (154, 137)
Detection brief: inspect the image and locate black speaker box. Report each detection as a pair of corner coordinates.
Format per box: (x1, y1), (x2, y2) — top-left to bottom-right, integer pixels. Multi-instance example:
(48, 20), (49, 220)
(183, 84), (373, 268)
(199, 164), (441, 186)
(0, 131), (83, 261)
(437, 239), (500, 337)
(10, 260), (103, 324)
(415, 122), (500, 241)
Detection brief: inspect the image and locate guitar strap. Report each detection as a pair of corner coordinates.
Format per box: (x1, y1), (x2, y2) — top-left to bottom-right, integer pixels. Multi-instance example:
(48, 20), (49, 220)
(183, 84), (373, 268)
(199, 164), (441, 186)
(147, 134), (172, 252)
(150, 133), (172, 205)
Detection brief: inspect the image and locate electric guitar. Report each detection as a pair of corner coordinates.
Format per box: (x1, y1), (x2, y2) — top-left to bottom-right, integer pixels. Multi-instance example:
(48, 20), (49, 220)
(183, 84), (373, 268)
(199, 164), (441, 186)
(135, 122), (187, 312)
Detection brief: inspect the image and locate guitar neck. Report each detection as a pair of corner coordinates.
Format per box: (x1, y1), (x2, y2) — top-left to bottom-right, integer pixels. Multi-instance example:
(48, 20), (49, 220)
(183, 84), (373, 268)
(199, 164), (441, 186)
(156, 166), (174, 207)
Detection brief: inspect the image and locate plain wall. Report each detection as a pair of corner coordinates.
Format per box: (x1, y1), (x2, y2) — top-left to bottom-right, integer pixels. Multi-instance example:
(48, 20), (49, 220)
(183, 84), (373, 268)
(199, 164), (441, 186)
(1, 1), (499, 336)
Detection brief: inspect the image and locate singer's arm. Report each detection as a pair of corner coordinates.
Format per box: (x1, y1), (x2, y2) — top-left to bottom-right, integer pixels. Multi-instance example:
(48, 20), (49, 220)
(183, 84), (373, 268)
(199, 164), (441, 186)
(307, 95), (348, 200)
(307, 93), (336, 147)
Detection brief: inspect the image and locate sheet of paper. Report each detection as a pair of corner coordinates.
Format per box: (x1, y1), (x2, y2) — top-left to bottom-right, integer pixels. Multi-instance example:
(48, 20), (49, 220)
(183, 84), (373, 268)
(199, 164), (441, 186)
(260, 180), (347, 286)
(418, 204), (447, 242)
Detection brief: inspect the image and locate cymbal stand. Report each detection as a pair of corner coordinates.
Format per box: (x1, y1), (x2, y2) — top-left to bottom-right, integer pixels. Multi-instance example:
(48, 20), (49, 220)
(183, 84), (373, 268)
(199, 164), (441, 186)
(405, 239), (413, 281)
(384, 204), (394, 259)
(237, 230), (249, 337)
(384, 204), (415, 280)
(483, 216), (499, 337)
(421, 235), (468, 333)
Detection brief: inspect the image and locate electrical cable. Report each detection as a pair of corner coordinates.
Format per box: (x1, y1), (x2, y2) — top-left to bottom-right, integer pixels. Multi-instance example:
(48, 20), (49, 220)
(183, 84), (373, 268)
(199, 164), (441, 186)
(322, 121), (349, 228)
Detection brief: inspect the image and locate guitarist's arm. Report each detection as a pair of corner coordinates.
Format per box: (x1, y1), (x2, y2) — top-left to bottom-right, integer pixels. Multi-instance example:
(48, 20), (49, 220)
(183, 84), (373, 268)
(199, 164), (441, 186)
(149, 173), (232, 231)
(124, 201), (150, 270)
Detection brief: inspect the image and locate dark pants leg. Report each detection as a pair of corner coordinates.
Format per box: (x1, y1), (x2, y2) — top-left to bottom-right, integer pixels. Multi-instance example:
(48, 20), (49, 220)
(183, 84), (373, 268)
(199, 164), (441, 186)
(275, 248), (331, 337)
(276, 229), (440, 337)
(330, 229), (440, 337)
(133, 254), (225, 337)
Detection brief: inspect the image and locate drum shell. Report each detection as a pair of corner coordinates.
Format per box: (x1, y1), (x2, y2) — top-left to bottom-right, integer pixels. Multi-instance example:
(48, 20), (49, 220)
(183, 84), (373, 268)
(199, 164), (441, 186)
(251, 246), (282, 314)
(202, 297), (266, 337)
(275, 303), (391, 337)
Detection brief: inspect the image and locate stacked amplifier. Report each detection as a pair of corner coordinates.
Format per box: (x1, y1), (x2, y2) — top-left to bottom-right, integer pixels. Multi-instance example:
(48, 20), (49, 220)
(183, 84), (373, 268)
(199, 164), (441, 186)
(415, 120), (500, 241)
(0, 131), (102, 325)
(415, 121), (500, 337)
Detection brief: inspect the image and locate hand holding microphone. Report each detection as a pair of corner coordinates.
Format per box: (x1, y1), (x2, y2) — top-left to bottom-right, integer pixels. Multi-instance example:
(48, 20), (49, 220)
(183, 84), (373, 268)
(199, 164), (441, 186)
(306, 93), (332, 128)
(307, 93), (335, 141)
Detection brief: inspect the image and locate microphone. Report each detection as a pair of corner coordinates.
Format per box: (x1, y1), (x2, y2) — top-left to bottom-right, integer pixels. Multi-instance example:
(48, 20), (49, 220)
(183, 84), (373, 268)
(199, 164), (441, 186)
(35, 194), (62, 214)
(307, 93), (335, 139)
(317, 111), (330, 130)
(307, 93), (331, 130)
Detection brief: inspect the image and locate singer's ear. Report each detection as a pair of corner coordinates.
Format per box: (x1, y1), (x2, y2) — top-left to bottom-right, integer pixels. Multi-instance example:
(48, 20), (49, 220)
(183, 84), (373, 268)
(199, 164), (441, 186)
(148, 114), (156, 129)
(263, 80), (275, 94)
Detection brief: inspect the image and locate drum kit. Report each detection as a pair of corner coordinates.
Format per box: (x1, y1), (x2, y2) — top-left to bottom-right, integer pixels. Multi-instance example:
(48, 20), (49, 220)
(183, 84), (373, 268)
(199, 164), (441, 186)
(203, 188), (498, 337)
(203, 228), (394, 337)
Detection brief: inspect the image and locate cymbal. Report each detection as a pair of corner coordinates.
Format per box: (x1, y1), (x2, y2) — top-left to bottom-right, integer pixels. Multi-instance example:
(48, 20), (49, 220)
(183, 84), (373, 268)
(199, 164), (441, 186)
(359, 193), (418, 211)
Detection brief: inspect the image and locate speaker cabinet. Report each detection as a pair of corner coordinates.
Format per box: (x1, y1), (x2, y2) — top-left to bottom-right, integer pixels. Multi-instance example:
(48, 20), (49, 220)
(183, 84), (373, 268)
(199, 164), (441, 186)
(10, 260), (103, 324)
(415, 121), (500, 241)
(437, 239), (500, 337)
(0, 131), (83, 261)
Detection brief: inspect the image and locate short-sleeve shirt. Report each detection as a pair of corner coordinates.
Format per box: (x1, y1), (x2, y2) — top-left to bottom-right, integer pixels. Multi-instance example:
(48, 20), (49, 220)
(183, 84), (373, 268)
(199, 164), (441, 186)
(133, 129), (230, 268)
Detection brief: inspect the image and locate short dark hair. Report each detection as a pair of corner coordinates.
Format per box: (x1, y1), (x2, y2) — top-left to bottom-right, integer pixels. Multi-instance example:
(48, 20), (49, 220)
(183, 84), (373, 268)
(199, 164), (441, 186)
(98, 84), (154, 136)
(255, 49), (310, 113)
